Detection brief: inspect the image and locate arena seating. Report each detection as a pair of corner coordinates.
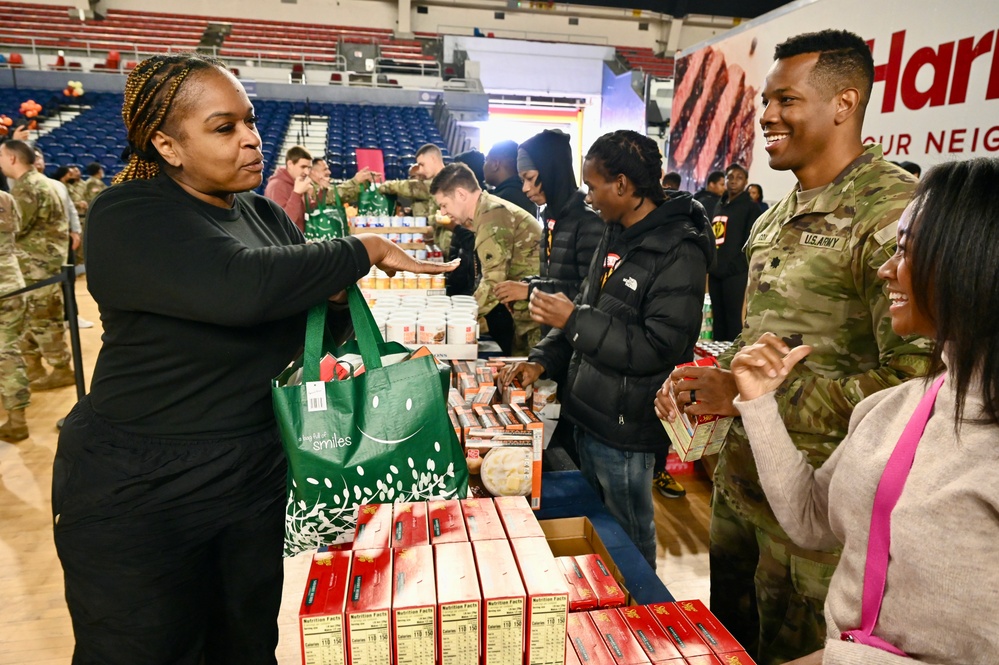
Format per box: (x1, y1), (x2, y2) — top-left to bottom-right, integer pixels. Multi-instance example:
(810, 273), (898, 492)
(616, 46), (675, 79)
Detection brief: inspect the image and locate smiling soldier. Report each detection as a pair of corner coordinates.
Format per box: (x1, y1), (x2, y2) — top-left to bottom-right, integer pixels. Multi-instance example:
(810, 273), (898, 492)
(657, 29), (932, 665)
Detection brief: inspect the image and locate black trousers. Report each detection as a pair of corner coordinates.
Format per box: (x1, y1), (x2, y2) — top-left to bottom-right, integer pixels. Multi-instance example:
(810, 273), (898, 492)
(708, 271), (749, 342)
(484, 303), (515, 356)
(52, 398), (287, 665)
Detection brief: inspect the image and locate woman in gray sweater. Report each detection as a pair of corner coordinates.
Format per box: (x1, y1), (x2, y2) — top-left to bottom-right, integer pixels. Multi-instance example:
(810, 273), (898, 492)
(726, 158), (999, 664)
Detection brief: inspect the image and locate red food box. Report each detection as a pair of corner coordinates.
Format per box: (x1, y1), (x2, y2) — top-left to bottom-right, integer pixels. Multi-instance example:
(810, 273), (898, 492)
(684, 655), (723, 665)
(345, 548), (393, 665)
(574, 554), (626, 608)
(391, 501), (430, 549)
(617, 606), (684, 663)
(353, 503), (393, 550)
(435, 541), (482, 665)
(712, 651), (756, 664)
(509, 537), (569, 665)
(566, 611), (615, 665)
(460, 498), (507, 541)
(391, 545), (436, 665)
(566, 635), (583, 665)
(494, 495), (546, 539)
(555, 556), (598, 612)
(588, 609), (650, 665)
(658, 358), (734, 462)
(428, 499), (468, 544)
(647, 602), (711, 659)
(299, 549), (352, 665)
(673, 599), (744, 656)
(473, 538), (527, 665)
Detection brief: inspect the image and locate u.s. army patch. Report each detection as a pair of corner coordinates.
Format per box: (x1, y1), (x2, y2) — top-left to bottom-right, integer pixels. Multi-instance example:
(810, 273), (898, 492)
(799, 233), (845, 250)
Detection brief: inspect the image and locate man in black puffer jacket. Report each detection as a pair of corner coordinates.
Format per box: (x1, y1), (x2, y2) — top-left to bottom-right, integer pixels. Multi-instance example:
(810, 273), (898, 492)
(500, 130), (715, 567)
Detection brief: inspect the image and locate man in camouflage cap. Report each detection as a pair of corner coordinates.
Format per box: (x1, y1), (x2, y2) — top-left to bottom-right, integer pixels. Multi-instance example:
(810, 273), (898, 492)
(381, 143), (449, 252)
(430, 162), (541, 355)
(0, 188), (30, 441)
(0, 140), (75, 392)
(658, 30), (931, 665)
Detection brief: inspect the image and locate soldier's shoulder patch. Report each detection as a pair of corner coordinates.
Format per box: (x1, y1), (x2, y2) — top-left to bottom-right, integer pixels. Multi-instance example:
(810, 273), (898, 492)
(873, 221), (898, 248)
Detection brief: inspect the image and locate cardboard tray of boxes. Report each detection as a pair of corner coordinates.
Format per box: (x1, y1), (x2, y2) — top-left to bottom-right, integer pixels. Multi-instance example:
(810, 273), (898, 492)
(299, 497), (757, 665)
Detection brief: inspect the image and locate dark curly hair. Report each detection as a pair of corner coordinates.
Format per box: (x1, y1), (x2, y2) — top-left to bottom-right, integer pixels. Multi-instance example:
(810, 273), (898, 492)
(585, 130), (666, 209)
(774, 29), (875, 108)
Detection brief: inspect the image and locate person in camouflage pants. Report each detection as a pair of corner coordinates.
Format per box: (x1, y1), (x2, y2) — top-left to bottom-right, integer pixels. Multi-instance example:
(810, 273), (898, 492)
(0, 140), (74, 392)
(658, 31), (932, 665)
(430, 162), (541, 355)
(0, 189), (30, 441)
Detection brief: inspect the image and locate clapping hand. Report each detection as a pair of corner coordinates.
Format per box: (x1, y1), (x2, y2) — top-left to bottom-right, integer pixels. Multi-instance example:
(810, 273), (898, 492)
(730, 332), (812, 401)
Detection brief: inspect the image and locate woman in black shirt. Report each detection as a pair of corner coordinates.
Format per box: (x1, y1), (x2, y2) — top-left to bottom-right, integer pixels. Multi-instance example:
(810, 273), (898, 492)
(52, 54), (454, 665)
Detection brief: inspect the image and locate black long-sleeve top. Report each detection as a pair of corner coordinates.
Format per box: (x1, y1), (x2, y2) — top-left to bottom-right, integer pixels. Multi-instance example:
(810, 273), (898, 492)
(85, 174), (371, 439)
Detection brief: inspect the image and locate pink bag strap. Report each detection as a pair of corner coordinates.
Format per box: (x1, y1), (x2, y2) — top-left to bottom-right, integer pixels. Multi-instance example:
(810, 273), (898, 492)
(843, 374), (946, 656)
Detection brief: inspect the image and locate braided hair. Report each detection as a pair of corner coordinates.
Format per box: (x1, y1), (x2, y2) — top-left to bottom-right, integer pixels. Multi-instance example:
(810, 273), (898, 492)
(585, 130), (667, 209)
(114, 53), (225, 184)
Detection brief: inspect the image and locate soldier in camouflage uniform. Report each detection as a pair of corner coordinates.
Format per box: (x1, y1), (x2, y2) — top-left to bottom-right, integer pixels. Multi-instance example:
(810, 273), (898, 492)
(0, 140), (74, 391)
(429, 163), (541, 355)
(658, 32), (932, 665)
(0, 189), (30, 442)
(82, 163), (108, 204)
(381, 143), (449, 252)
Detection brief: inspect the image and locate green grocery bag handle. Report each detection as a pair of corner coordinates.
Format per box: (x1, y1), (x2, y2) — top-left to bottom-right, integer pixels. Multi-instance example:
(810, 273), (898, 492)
(303, 285), (384, 382)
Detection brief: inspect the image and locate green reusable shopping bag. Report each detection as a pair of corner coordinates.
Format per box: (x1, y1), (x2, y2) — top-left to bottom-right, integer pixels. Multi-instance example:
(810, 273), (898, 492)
(357, 181), (395, 216)
(303, 185), (349, 241)
(273, 286), (468, 555)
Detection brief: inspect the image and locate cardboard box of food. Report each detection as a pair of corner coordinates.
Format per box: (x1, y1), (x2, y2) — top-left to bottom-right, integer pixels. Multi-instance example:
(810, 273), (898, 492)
(565, 635), (583, 665)
(566, 611), (615, 665)
(494, 495), (546, 539)
(509, 536), (569, 665)
(391, 502), (429, 549)
(646, 602), (711, 659)
(502, 378), (528, 406)
(299, 549), (352, 665)
(683, 655), (723, 665)
(587, 609), (651, 665)
(617, 605), (684, 663)
(574, 554), (626, 609)
(710, 650), (756, 664)
(539, 517), (629, 604)
(465, 412), (542, 509)
(435, 541), (482, 665)
(353, 503), (393, 550)
(472, 538), (527, 665)
(428, 499), (468, 544)
(391, 545), (436, 665)
(345, 548), (393, 665)
(555, 556), (598, 612)
(460, 498), (508, 541)
(673, 599), (744, 656)
(658, 358), (734, 462)
(492, 404), (524, 430)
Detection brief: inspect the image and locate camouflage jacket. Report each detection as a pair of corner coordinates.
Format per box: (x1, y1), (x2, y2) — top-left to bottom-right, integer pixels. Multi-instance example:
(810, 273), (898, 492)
(12, 170), (69, 280)
(0, 191), (25, 291)
(714, 144), (932, 536)
(379, 178), (449, 251)
(82, 176), (107, 204)
(470, 191), (542, 318)
(309, 179), (363, 208)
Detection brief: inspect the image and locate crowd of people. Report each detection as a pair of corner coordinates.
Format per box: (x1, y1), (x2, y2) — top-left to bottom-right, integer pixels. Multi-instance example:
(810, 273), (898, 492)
(0, 21), (993, 665)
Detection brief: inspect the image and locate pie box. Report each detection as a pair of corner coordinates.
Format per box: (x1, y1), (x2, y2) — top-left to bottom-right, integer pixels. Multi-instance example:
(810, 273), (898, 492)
(491, 403), (545, 510)
(391, 501), (430, 549)
(494, 495), (546, 539)
(587, 609), (651, 665)
(502, 377), (528, 406)
(492, 404), (524, 430)
(554, 556), (598, 611)
(646, 602), (712, 659)
(299, 549), (352, 665)
(390, 545), (437, 665)
(574, 554), (626, 608)
(673, 599), (744, 656)
(658, 357), (734, 462)
(566, 611), (615, 665)
(509, 536), (569, 665)
(472, 538), (527, 665)
(617, 605), (684, 663)
(434, 541), (482, 665)
(460, 497), (507, 541)
(344, 548), (393, 665)
(565, 635), (583, 665)
(428, 499), (468, 544)
(353, 503), (393, 550)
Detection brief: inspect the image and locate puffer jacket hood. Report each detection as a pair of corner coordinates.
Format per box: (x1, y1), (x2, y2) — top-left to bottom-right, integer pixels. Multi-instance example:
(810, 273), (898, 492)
(519, 129), (577, 218)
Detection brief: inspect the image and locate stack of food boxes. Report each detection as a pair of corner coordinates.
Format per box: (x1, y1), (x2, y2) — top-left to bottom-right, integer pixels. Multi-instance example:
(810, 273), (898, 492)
(448, 360), (545, 508)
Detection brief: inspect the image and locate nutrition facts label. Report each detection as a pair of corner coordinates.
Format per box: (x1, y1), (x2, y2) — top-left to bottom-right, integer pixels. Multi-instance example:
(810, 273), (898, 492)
(348, 611), (391, 665)
(528, 596), (568, 665)
(440, 601), (480, 665)
(484, 598), (525, 665)
(395, 606), (436, 665)
(301, 615), (345, 665)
